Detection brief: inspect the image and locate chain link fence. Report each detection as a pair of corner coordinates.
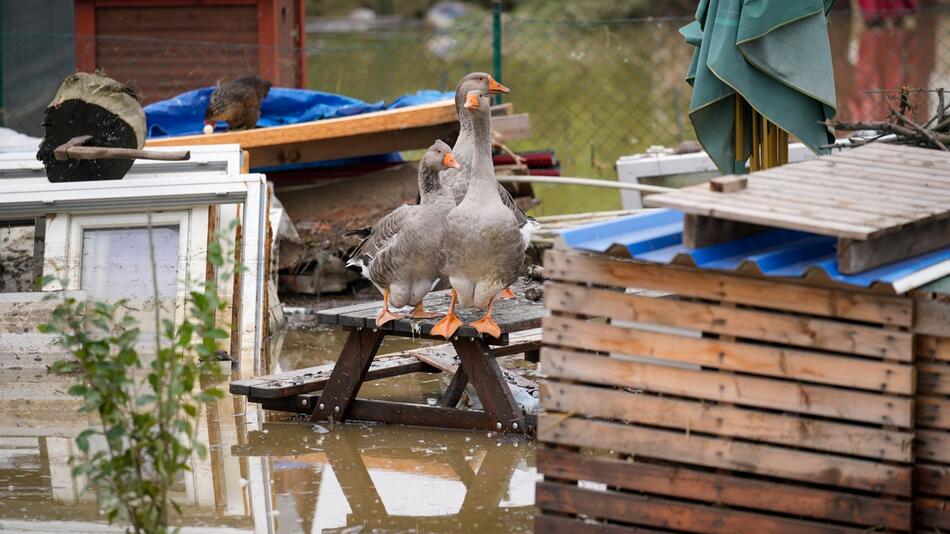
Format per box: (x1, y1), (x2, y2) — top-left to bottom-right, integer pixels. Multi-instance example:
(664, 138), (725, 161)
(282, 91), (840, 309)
(2, 6), (949, 212)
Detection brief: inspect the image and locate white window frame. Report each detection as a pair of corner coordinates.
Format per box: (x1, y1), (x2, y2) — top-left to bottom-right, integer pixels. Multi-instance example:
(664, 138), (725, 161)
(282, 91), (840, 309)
(49, 209), (207, 328)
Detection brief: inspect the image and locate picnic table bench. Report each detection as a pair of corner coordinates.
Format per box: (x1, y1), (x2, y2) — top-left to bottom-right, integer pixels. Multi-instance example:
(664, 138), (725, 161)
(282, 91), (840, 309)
(231, 285), (544, 433)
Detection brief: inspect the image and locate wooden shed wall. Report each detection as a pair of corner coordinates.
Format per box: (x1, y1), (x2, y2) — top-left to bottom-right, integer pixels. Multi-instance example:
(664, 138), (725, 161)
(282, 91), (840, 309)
(535, 248), (947, 533)
(74, 0), (305, 104)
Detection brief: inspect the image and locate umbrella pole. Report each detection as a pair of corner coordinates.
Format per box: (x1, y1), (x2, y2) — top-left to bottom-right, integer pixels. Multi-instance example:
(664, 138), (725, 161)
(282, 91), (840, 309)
(749, 108), (761, 172)
(734, 94), (745, 174)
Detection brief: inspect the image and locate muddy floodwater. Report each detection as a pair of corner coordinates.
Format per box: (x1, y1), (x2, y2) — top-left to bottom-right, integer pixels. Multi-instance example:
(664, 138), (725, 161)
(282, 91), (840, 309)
(0, 315), (537, 533)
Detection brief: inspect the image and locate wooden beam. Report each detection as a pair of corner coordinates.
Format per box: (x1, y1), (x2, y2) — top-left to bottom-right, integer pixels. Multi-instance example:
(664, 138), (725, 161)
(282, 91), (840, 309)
(147, 100), (457, 149)
(544, 282), (914, 360)
(537, 415), (911, 496)
(837, 217), (950, 274)
(710, 175), (748, 192)
(683, 213), (768, 248)
(544, 249), (913, 326)
(536, 481), (868, 534)
(537, 448), (910, 531)
(542, 347), (912, 427)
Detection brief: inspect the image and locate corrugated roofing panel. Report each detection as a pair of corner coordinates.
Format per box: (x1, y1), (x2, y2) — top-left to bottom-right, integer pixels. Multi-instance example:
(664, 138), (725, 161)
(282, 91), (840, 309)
(559, 209), (950, 294)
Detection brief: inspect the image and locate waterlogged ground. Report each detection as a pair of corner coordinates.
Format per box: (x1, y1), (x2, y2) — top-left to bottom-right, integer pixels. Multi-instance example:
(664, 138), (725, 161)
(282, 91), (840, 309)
(0, 312), (537, 533)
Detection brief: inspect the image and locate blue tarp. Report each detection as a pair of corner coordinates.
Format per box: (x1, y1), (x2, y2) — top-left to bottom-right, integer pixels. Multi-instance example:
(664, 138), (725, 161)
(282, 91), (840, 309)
(144, 87), (453, 173)
(145, 87), (453, 138)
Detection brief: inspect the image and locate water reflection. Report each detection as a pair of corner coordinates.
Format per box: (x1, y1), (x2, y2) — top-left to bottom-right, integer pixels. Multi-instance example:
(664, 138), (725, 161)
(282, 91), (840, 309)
(241, 424), (533, 533)
(0, 324), (535, 533)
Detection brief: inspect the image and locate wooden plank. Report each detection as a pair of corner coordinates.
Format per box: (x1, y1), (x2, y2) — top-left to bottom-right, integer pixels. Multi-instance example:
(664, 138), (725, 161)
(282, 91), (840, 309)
(347, 398), (496, 431)
(749, 172), (945, 215)
(537, 448), (911, 530)
(543, 315), (914, 393)
(535, 482), (867, 534)
(543, 249), (912, 326)
(919, 362), (950, 395)
(256, 394), (497, 430)
(540, 382), (912, 462)
(328, 287), (542, 340)
(825, 149), (950, 176)
(916, 496), (950, 530)
(544, 282), (913, 360)
(537, 415), (911, 496)
(791, 159), (950, 195)
(762, 166), (950, 205)
(230, 354), (434, 398)
(914, 299), (950, 338)
(682, 214), (767, 248)
(838, 217), (950, 274)
(918, 429), (950, 463)
(147, 99), (456, 148)
(918, 396), (950, 430)
(542, 348), (912, 427)
(534, 515), (670, 534)
(709, 175), (747, 192)
(669, 186), (921, 228)
(915, 464), (950, 497)
(917, 335), (950, 362)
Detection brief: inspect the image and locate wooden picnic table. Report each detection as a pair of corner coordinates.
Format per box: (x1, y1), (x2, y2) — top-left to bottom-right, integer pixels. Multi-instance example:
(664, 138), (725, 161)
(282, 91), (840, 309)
(231, 284), (544, 433)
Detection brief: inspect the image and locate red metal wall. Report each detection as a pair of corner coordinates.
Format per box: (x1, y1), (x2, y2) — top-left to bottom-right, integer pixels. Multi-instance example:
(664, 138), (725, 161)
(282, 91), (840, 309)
(74, 0), (305, 104)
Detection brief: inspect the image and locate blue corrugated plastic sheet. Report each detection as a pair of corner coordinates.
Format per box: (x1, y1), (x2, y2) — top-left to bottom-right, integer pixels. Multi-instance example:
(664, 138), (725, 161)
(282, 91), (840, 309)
(559, 209), (950, 293)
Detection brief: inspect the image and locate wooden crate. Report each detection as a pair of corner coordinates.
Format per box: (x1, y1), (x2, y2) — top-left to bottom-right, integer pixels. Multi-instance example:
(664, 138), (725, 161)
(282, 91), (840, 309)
(537, 248), (919, 533)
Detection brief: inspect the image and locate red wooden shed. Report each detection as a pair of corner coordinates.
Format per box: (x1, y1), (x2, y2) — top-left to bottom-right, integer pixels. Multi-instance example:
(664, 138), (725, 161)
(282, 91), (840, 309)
(74, 0), (306, 104)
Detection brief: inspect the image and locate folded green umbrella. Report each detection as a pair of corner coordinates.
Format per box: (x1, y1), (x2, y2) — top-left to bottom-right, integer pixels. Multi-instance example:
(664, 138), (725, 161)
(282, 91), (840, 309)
(681, 0), (837, 174)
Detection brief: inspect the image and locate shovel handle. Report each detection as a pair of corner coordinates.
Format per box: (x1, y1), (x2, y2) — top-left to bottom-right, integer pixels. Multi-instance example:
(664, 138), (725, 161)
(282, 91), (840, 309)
(53, 136), (190, 161)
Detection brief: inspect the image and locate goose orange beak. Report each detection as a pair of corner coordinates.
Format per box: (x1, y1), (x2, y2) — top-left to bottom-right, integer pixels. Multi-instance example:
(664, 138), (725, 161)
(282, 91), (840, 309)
(464, 92), (480, 110)
(487, 75), (510, 94)
(443, 152), (461, 169)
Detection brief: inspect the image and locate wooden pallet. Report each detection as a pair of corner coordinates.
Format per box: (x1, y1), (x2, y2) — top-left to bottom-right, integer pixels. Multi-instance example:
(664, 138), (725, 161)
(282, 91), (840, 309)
(914, 327), (950, 531)
(643, 144), (950, 273)
(536, 248), (917, 532)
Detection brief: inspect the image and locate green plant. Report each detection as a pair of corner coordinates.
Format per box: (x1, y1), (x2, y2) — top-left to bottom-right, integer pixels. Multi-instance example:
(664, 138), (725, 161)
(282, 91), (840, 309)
(40, 219), (240, 534)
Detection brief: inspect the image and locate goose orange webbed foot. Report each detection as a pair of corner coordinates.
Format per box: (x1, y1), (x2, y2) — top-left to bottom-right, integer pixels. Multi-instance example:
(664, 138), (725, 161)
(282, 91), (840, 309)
(430, 289), (463, 338)
(409, 302), (441, 320)
(498, 287), (515, 299)
(375, 307), (403, 327)
(376, 288), (404, 327)
(469, 315), (501, 339)
(431, 310), (463, 338)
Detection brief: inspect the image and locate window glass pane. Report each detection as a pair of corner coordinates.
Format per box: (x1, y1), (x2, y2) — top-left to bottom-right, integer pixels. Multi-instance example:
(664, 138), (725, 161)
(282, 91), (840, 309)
(81, 226), (180, 301)
(81, 226), (180, 349)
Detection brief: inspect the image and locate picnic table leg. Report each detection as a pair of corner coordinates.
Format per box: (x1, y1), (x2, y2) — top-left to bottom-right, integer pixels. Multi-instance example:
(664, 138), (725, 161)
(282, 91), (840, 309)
(452, 338), (526, 432)
(310, 328), (384, 422)
(438, 366), (469, 408)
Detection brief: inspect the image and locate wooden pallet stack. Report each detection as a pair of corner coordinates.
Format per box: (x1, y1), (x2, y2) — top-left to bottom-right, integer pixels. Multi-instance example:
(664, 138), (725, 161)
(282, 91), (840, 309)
(536, 248), (931, 533)
(915, 296), (950, 531)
